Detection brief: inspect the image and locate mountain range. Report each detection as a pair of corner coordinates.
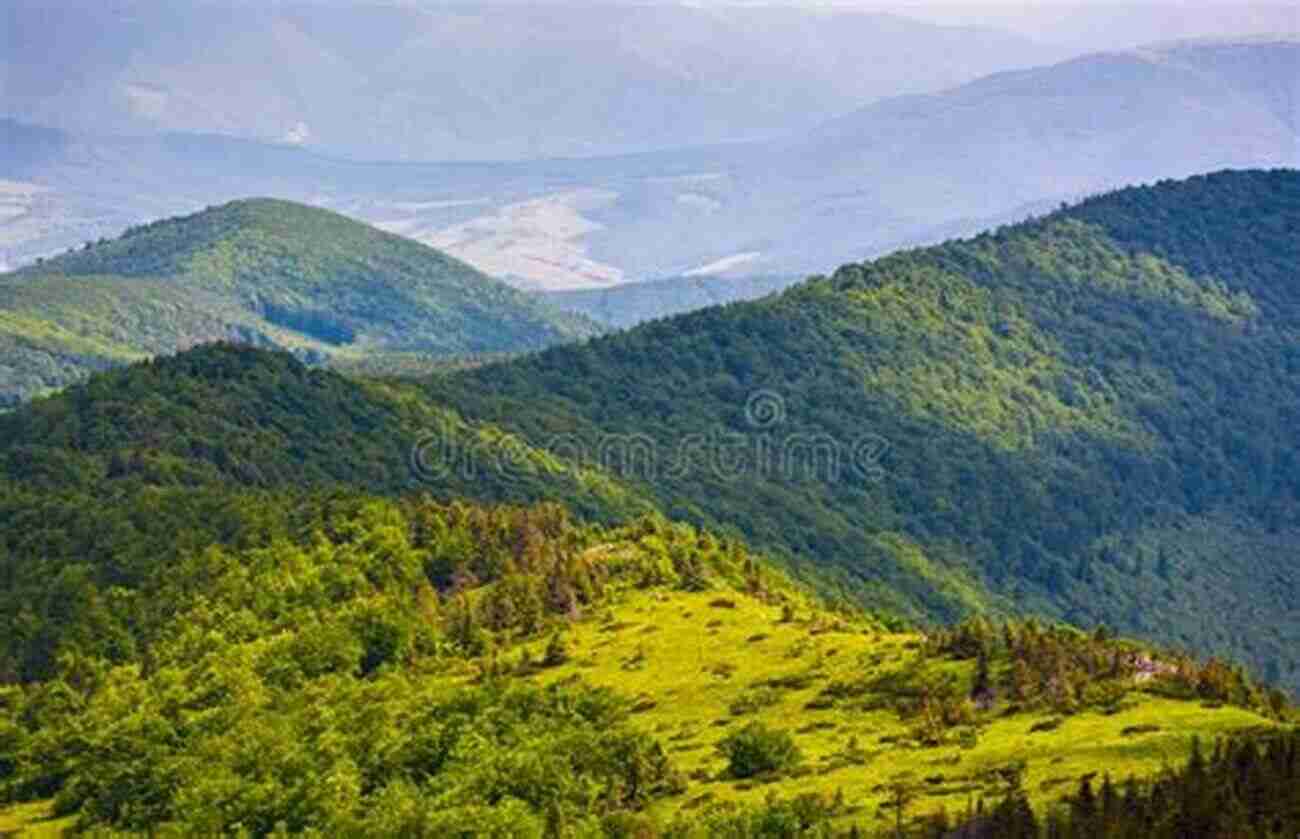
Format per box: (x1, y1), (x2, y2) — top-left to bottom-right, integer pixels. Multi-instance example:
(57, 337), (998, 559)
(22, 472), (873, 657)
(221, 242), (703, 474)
(2, 167), (1299, 835)
(3, 168), (1300, 836)
(1, 0), (1070, 162)
(427, 170), (1300, 695)
(3, 39), (1296, 291)
(6, 4), (1300, 833)
(3, 169), (1297, 698)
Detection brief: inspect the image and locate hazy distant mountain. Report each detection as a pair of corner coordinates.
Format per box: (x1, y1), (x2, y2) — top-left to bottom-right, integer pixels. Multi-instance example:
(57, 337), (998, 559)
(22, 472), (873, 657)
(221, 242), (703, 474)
(580, 38), (1300, 279)
(541, 274), (802, 328)
(789, 39), (1300, 223)
(0, 198), (596, 406)
(897, 2), (1298, 51)
(1, 0), (1069, 162)
(2, 39), (1296, 288)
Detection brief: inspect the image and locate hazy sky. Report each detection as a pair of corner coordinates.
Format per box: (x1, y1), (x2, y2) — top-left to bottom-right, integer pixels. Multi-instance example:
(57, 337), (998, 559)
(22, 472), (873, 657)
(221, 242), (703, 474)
(870, 2), (1298, 48)
(386, 0), (1298, 50)
(633, 1), (1300, 49)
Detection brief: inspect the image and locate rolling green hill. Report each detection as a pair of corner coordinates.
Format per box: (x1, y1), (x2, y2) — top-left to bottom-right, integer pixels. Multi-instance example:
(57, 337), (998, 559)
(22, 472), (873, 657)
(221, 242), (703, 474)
(0, 198), (598, 407)
(0, 490), (1290, 836)
(426, 170), (1300, 694)
(0, 343), (646, 525)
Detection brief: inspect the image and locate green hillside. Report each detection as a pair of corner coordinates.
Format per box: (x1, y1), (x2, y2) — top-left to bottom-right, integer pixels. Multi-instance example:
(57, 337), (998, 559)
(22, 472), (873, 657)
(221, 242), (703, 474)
(2, 173), (1297, 698)
(0, 490), (1289, 836)
(0, 199), (598, 407)
(0, 344), (646, 524)
(1, 173), (1299, 835)
(426, 170), (1300, 694)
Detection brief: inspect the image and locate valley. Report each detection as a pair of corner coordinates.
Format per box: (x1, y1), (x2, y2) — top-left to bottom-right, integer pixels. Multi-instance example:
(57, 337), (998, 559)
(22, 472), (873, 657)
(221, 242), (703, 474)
(4, 40), (1296, 290)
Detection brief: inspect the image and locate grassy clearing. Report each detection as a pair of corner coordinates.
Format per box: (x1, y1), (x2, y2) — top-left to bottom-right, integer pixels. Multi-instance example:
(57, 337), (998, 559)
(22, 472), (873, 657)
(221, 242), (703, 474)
(0, 801), (73, 838)
(527, 588), (1275, 828)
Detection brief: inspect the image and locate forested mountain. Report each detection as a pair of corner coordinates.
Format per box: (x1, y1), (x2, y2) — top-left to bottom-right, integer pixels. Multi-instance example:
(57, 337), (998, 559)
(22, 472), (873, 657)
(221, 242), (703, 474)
(0, 343), (643, 521)
(0, 199), (597, 406)
(427, 170), (1300, 693)
(1, 172), (1299, 835)
(2, 172), (1297, 700)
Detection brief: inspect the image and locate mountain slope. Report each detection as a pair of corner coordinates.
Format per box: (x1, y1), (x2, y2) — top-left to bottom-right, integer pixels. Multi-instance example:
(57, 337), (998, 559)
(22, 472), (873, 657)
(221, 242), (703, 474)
(0, 488), (1288, 835)
(0, 199), (598, 406)
(427, 170), (1300, 693)
(2, 173), (1297, 697)
(0, 343), (646, 527)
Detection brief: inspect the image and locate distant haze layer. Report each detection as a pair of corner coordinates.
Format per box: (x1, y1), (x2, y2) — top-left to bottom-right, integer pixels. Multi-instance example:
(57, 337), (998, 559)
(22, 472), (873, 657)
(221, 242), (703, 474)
(1, 31), (1296, 290)
(2, 0), (1073, 161)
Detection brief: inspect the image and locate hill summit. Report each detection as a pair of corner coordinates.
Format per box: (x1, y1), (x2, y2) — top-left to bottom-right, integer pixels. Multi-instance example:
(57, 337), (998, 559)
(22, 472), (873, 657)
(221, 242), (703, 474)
(0, 198), (598, 406)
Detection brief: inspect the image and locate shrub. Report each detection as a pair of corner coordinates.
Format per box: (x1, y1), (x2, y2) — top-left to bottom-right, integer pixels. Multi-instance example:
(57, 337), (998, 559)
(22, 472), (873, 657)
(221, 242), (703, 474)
(543, 631), (569, 667)
(1082, 680), (1128, 710)
(716, 722), (803, 779)
(728, 687), (781, 716)
(708, 661), (737, 680)
(1029, 717), (1065, 734)
(1120, 723), (1162, 737)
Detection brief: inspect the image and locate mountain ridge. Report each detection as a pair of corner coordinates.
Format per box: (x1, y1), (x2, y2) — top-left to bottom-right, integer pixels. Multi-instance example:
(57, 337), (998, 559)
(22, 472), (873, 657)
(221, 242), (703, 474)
(1, 1), (1070, 161)
(429, 169), (1300, 693)
(3, 40), (1295, 289)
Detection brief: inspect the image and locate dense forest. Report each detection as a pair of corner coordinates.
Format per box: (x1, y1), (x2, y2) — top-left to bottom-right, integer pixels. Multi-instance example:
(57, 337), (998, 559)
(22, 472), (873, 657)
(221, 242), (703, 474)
(0, 344), (646, 519)
(0, 198), (597, 407)
(0, 493), (722, 835)
(426, 170), (1300, 694)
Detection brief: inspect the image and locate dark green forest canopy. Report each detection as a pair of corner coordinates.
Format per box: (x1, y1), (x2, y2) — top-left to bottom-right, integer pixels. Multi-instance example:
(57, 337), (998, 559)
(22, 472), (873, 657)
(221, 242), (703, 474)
(960, 730), (1300, 839)
(0, 198), (598, 406)
(0, 343), (650, 521)
(428, 169), (1300, 692)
